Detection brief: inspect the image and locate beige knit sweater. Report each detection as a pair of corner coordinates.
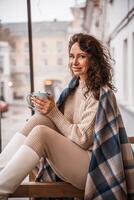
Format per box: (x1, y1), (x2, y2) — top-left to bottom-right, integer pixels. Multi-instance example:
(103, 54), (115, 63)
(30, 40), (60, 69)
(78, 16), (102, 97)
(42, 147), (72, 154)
(47, 80), (99, 150)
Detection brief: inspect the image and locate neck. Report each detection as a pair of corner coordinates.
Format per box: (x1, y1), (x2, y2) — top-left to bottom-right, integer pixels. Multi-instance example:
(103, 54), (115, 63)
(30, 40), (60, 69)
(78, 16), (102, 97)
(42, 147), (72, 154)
(79, 75), (88, 81)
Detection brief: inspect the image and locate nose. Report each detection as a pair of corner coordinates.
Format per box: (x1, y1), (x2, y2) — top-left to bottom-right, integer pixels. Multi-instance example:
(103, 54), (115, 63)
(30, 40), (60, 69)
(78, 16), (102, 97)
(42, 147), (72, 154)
(73, 57), (79, 65)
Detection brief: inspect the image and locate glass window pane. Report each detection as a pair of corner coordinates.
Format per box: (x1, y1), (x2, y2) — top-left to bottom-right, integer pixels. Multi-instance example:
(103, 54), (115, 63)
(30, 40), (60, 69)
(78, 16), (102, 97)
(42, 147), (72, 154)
(0, 0), (31, 150)
(31, 1), (71, 101)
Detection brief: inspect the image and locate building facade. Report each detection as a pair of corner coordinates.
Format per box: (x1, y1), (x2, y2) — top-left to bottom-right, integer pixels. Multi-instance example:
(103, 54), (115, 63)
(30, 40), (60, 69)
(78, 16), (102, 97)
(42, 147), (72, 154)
(0, 20), (71, 103)
(73, 0), (134, 135)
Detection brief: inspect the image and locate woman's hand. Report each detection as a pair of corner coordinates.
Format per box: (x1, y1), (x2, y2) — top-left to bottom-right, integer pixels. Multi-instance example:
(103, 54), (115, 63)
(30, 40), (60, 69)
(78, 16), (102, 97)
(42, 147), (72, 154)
(31, 95), (56, 115)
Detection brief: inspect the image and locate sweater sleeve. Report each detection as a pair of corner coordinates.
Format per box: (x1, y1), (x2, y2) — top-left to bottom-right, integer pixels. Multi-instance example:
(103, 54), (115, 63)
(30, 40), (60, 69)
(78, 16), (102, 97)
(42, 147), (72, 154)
(47, 97), (98, 149)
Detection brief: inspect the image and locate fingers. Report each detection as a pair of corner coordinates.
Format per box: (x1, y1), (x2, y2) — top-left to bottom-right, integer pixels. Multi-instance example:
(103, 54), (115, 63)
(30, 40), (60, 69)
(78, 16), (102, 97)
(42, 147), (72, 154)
(31, 96), (47, 104)
(30, 97), (50, 114)
(30, 95), (55, 114)
(31, 97), (44, 109)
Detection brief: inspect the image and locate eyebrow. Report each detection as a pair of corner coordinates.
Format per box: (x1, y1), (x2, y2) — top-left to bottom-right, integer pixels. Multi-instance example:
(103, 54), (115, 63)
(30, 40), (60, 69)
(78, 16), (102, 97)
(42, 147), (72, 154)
(69, 52), (87, 55)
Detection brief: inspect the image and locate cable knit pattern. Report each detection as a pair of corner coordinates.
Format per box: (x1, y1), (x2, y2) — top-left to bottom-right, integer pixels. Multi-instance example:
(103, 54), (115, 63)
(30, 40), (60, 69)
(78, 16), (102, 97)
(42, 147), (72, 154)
(47, 80), (99, 150)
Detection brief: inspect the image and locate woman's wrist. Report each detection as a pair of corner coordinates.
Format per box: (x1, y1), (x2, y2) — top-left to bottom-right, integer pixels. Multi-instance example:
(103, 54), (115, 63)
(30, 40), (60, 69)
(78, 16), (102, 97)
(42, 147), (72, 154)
(46, 105), (59, 118)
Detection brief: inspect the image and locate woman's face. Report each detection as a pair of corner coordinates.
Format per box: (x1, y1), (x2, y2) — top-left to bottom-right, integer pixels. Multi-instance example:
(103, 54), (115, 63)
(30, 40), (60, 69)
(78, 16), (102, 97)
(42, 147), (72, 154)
(69, 42), (89, 80)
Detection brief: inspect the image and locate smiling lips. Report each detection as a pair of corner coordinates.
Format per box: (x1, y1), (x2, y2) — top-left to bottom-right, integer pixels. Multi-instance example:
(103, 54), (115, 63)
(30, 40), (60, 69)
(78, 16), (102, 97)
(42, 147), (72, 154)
(72, 67), (81, 70)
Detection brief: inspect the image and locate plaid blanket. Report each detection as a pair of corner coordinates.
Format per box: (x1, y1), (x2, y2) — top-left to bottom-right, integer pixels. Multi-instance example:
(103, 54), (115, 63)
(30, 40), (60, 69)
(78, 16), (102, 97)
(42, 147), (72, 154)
(84, 86), (134, 200)
(36, 78), (134, 199)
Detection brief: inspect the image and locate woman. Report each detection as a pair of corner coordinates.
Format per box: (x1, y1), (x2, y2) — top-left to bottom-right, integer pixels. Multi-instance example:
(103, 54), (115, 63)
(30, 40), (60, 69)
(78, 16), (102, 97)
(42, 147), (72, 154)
(0, 33), (133, 200)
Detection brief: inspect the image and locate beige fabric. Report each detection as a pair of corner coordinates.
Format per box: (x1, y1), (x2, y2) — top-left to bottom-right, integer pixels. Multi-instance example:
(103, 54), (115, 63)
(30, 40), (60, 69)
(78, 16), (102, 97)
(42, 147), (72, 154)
(20, 113), (58, 136)
(20, 114), (90, 189)
(47, 80), (99, 149)
(19, 80), (98, 189)
(25, 125), (90, 190)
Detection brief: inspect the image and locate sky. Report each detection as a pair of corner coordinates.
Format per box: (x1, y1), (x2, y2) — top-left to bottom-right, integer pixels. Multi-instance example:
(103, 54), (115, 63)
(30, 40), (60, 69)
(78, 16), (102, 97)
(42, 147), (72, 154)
(0, 0), (85, 23)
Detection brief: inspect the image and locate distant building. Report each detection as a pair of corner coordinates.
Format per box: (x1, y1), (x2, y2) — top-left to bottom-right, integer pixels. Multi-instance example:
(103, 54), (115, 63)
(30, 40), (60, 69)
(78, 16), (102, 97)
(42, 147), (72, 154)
(68, 1), (86, 36)
(0, 20), (71, 103)
(0, 41), (11, 101)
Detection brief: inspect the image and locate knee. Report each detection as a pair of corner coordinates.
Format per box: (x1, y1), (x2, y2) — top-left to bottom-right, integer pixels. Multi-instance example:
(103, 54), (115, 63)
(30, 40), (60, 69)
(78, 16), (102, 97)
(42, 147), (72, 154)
(31, 125), (47, 135)
(24, 125), (48, 157)
(29, 125), (52, 139)
(25, 125), (48, 145)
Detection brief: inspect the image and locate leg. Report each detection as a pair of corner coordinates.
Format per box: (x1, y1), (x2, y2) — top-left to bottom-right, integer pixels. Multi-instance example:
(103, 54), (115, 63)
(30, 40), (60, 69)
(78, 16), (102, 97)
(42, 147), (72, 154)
(0, 113), (57, 171)
(25, 125), (90, 190)
(0, 144), (40, 199)
(0, 124), (89, 198)
(0, 132), (25, 171)
(20, 113), (58, 136)
(0, 120), (56, 198)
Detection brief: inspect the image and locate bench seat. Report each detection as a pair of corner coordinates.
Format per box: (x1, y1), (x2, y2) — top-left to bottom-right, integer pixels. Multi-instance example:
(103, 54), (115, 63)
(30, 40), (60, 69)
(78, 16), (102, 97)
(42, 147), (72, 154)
(9, 182), (84, 199)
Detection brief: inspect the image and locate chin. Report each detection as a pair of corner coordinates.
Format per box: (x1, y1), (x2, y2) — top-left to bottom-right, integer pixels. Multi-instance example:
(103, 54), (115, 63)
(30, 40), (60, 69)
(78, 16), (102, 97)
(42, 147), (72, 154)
(73, 72), (81, 76)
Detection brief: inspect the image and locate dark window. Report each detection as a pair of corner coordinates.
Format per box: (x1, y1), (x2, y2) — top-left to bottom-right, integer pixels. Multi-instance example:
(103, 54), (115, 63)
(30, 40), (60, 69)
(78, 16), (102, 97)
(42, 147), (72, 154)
(0, 55), (4, 73)
(42, 42), (47, 52)
(57, 57), (63, 65)
(56, 41), (63, 52)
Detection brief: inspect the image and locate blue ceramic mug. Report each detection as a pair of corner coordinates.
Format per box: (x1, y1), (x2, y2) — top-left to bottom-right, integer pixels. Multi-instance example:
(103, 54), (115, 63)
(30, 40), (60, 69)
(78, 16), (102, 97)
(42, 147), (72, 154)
(26, 91), (49, 110)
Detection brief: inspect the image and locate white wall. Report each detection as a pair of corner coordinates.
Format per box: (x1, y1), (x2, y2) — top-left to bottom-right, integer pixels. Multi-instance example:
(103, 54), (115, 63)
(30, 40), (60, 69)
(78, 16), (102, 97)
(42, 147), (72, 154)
(83, 0), (134, 136)
(105, 0), (134, 136)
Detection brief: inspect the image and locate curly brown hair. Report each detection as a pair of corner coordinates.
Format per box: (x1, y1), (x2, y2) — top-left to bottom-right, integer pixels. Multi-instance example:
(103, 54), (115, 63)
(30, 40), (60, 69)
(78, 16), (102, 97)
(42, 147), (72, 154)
(68, 33), (116, 100)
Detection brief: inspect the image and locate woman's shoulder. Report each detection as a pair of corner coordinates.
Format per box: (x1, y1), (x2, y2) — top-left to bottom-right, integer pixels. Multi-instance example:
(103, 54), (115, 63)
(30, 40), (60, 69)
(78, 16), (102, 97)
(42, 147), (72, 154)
(100, 85), (117, 103)
(100, 85), (115, 95)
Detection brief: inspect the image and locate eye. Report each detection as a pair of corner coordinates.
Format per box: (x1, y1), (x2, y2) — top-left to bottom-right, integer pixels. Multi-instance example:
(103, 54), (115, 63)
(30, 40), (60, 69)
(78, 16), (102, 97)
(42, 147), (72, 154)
(81, 55), (86, 58)
(79, 54), (86, 58)
(69, 54), (74, 58)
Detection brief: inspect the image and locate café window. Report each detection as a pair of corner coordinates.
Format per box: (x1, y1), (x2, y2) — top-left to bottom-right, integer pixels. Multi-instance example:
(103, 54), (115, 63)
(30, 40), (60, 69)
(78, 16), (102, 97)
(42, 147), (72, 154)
(0, 55), (4, 73)
(11, 42), (16, 52)
(43, 58), (48, 66)
(57, 57), (63, 65)
(11, 58), (16, 66)
(0, 67), (3, 73)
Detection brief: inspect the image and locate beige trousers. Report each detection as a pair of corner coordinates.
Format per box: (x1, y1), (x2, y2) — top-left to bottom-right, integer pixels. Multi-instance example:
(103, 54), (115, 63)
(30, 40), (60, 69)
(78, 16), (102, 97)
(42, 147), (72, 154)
(20, 113), (90, 190)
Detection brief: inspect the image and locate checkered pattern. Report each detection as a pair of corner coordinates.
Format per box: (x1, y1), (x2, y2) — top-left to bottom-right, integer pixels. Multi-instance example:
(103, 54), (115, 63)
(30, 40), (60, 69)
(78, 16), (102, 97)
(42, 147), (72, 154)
(37, 77), (134, 199)
(84, 87), (134, 200)
(33, 158), (56, 182)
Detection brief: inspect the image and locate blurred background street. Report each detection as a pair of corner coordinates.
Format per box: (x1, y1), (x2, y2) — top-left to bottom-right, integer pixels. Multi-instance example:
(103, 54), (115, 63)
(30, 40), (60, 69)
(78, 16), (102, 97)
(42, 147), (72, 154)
(0, 0), (134, 171)
(1, 102), (30, 149)
(0, 0), (134, 199)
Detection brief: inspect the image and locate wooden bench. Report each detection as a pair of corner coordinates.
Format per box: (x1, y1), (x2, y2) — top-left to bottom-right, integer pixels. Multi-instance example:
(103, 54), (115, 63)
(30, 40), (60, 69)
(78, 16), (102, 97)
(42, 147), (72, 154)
(9, 136), (134, 199)
(9, 182), (84, 199)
